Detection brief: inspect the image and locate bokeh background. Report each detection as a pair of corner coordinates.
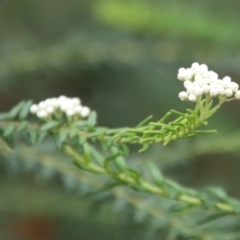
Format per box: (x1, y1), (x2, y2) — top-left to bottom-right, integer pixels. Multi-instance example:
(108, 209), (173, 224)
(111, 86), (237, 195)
(1, 0), (240, 239)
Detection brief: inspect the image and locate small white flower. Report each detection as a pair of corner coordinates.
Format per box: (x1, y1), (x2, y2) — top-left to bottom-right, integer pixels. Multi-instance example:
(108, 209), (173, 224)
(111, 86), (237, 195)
(60, 102), (74, 111)
(202, 84), (210, 94)
(178, 91), (188, 101)
(66, 109), (75, 116)
(217, 86), (225, 95)
(194, 74), (203, 82)
(184, 68), (194, 81)
(73, 105), (82, 114)
(46, 106), (54, 114)
(194, 86), (203, 96)
(38, 101), (47, 109)
(186, 85), (195, 94)
(81, 106), (91, 117)
(201, 70), (209, 78)
(208, 71), (218, 80)
(71, 97), (81, 106)
(210, 88), (219, 97)
(178, 68), (186, 73)
(177, 72), (186, 81)
(235, 90), (240, 99)
(224, 88), (233, 97)
(229, 82), (239, 92)
(37, 110), (48, 119)
(30, 104), (39, 114)
(222, 76), (231, 86)
(191, 62), (200, 70)
(188, 93), (197, 102)
(183, 80), (192, 88)
(199, 64), (208, 72)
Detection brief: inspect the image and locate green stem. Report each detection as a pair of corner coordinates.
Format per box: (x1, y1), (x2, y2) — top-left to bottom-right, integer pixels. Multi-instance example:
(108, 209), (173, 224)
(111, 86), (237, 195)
(63, 145), (237, 214)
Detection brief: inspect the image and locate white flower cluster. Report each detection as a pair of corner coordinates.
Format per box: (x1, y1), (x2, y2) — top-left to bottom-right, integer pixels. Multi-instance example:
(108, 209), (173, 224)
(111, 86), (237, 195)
(30, 96), (91, 120)
(177, 63), (240, 102)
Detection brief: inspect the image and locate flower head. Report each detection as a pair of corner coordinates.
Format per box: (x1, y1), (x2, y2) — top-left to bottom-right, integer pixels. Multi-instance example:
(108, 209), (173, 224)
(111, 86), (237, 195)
(30, 96), (91, 121)
(177, 63), (240, 102)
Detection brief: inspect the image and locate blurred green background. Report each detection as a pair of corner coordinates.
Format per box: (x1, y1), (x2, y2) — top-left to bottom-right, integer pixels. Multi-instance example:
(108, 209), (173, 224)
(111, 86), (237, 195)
(1, 0), (240, 239)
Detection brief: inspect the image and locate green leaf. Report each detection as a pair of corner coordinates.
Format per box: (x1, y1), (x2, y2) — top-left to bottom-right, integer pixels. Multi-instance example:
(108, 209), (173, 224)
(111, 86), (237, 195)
(19, 100), (33, 119)
(147, 162), (163, 186)
(8, 101), (25, 119)
(136, 115), (153, 127)
(59, 131), (68, 143)
(78, 136), (86, 145)
(103, 153), (121, 173)
(171, 109), (185, 116)
(29, 129), (37, 144)
(101, 138), (113, 151)
(3, 123), (15, 137)
(191, 130), (217, 135)
(87, 181), (123, 195)
(0, 113), (10, 121)
(120, 144), (129, 155)
(87, 111), (97, 128)
(17, 121), (28, 132)
(22, 131), (32, 146)
(138, 144), (149, 153)
(38, 131), (48, 144)
(196, 212), (230, 225)
(40, 121), (59, 131)
(206, 187), (227, 200)
(159, 111), (172, 123)
(70, 127), (79, 138)
(123, 168), (140, 183)
(54, 134), (62, 149)
(115, 157), (126, 170)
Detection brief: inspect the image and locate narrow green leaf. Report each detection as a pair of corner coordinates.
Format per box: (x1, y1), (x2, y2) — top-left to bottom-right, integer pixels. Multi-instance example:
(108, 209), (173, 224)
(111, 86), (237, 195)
(147, 162), (163, 186)
(19, 100), (33, 119)
(17, 121), (28, 132)
(78, 136), (86, 145)
(115, 158), (126, 170)
(38, 131), (48, 144)
(196, 212), (230, 225)
(59, 131), (68, 143)
(207, 187), (227, 200)
(103, 153), (121, 173)
(3, 123), (15, 137)
(29, 129), (37, 144)
(87, 182), (123, 195)
(22, 131), (32, 146)
(191, 130), (217, 134)
(171, 109), (185, 116)
(124, 168), (140, 183)
(40, 121), (59, 131)
(87, 111), (97, 128)
(89, 146), (104, 165)
(101, 138), (113, 151)
(0, 113), (10, 121)
(120, 144), (129, 155)
(138, 144), (149, 153)
(159, 111), (172, 123)
(54, 134), (62, 149)
(70, 127), (79, 138)
(136, 115), (153, 127)
(8, 101), (25, 119)
(169, 203), (190, 212)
